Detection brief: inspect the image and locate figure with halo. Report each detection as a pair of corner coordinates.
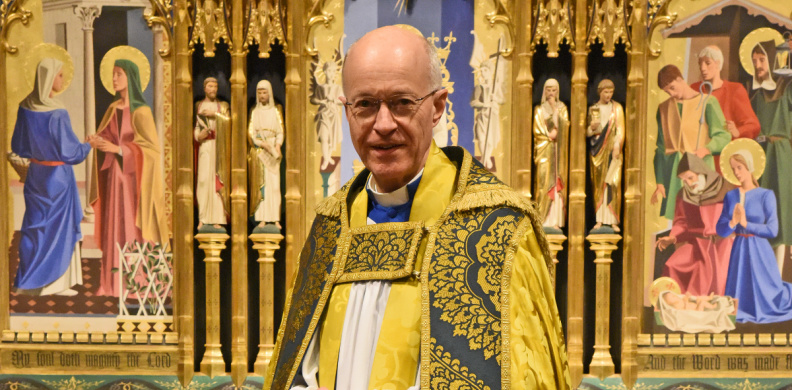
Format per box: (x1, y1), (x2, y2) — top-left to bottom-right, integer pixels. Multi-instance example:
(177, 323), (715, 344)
(88, 46), (170, 297)
(533, 78), (569, 231)
(11, 48), (89, 296)
(587, 79), (624, 232)
(743, 29), (792, 272)
(717, 139), (792, 323)
(194, 77), (230, 232)
(310, 46), (344, 171)
(248, 80), (283, 231)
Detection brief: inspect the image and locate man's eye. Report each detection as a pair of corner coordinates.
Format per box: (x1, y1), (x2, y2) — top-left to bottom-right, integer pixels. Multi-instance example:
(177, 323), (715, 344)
(394, 98), (414, 107)
(356, 99), (376, 108)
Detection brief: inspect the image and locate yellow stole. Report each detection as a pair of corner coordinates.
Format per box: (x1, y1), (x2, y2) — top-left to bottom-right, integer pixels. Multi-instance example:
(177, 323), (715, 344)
(318, 143), (458, 389)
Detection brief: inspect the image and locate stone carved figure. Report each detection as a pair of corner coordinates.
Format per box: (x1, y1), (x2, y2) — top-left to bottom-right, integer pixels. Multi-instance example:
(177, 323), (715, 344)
(194, 77), (231, 231)
(533, 78), (569, 231)
(469, 34), (505, 170)
(310, 49), (344, 171)
(248, 80), (284, 230)
(587, 79), (624, 232)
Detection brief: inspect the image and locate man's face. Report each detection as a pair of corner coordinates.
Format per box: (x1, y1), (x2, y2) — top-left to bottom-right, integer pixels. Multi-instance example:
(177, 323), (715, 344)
(662, 78), (686, 100)
(698, 57), (720, 82)
(752, 52), (769, 81)
(257, 88), (269, 105)
(679, 170), (705, 194)
(545, 85), (558, 101)
(599, 88), (613, 104)
(342, 28), (446, 192)
(205, 81), (218, 100)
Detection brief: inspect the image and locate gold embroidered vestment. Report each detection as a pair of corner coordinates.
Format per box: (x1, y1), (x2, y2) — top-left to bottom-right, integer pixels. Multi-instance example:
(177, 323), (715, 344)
(266, 145), (571, 390)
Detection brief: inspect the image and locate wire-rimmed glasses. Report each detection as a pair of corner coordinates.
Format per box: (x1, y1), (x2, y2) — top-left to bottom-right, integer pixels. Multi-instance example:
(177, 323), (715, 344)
(343, 89), (440, 121)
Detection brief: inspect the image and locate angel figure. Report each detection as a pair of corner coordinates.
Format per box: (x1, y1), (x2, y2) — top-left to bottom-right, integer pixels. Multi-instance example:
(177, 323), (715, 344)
(470, 33), (505, 170)
(310, 43), (344, 171)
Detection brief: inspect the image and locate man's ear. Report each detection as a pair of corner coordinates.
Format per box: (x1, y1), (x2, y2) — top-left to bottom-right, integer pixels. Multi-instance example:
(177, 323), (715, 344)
(431, 89), (449, 126)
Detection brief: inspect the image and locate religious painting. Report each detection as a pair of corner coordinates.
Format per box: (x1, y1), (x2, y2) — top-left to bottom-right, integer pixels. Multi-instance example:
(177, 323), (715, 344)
(2, 0), (176, 374)
(302, 0), (514, 213)
(640, 0), (792, 376)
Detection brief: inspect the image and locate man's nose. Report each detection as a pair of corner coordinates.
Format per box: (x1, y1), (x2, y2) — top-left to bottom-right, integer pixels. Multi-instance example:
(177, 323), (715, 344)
(372, 102), (398, 134)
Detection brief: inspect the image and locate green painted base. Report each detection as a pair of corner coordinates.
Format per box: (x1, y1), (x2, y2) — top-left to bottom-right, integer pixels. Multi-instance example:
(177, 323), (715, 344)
(580, 377), (792, 390)
(0, 375), (264, 390)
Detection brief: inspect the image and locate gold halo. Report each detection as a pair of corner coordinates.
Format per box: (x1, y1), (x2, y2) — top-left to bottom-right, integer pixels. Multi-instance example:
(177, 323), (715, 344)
(739, 28), (784, 75)
(99, 46), (151, 95)
(24, 43), (75, 95)
(719, 139), (767, 185)
(650, 277), (680, 308)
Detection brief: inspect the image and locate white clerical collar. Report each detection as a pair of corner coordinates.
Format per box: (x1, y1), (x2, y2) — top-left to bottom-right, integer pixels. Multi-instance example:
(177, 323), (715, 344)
(752, 76), (777, 91)
(366, 169), (424, 208)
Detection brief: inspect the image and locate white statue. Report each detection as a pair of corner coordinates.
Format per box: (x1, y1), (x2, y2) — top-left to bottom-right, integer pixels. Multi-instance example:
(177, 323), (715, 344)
(470, 33), (505, 170)
(194, 77), (230, 231)
(248, 80), (283, 230)
(310, 51), (344, 171)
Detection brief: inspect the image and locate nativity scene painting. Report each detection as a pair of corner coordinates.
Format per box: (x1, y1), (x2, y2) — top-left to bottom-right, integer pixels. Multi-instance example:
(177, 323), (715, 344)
(5, 0), (173, 334)
(644, 2), (792, 335)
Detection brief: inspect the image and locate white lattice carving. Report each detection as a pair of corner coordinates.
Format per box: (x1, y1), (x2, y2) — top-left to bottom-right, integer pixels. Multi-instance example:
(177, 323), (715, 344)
(117, 242), (173, 319)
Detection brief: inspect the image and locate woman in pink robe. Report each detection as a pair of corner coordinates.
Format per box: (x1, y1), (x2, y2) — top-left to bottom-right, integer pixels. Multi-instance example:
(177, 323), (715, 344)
(89, 59), (169, 297)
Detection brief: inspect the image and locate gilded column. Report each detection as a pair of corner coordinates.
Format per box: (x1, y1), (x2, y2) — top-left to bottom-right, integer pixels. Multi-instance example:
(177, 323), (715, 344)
(196, 232), (229, 377)
(587, 233), (620, 379)
(251, 232), (283, 376)
(546, 233), (565, 287)
(569, 0), (588, 385)
(74, 4), (101, 222)
(623, 1), (649, 387)
(0, 0), (33, 330)
(510, 0), (533, 197)
(172, 0), (196, 385)
(284, 0), (307, 287)
(229, 0), (248, 385)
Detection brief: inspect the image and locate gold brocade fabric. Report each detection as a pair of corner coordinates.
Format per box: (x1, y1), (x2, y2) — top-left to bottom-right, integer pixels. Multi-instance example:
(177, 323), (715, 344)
(266, 144), (570, 390)
(533, 103), (570, 222)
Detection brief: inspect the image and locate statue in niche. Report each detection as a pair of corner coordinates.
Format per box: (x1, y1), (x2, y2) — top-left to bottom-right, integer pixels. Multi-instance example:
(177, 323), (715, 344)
(470, 35), (505, 171)
(533, 78), (569, 232)
(248, 80), (283, 232)
(310, 49), (344, 171)
(587, 79), (624, 233)
(194, 77), (230, 232)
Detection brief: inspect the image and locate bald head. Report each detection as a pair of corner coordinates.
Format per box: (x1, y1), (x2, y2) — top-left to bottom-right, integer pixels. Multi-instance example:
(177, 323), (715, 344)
(342, 26), (442, 94)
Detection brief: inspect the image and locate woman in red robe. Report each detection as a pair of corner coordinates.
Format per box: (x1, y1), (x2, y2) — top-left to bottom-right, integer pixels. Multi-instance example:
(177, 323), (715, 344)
(89, 59), (169, 297)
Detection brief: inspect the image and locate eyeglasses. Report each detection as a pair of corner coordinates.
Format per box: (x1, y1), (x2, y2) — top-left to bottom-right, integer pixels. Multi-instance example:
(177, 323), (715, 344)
(344, 89), (439, 121)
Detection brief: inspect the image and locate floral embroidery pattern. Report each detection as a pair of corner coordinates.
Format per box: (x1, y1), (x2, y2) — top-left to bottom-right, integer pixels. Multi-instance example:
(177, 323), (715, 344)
(429, 339), (491, 390)
(466, 158), (505, 186)
(430, 208), (520, 363)
(338, 223), (423, 283)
